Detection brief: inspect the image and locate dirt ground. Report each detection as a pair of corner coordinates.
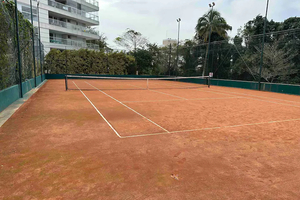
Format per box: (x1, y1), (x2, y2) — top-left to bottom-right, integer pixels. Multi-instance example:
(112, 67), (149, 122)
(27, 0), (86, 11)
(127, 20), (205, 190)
(1, 79), (300, 199)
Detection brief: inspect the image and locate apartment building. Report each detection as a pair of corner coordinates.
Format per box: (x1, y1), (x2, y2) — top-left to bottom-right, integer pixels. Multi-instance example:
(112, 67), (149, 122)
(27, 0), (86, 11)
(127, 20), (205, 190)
(17, 0), (100, 53)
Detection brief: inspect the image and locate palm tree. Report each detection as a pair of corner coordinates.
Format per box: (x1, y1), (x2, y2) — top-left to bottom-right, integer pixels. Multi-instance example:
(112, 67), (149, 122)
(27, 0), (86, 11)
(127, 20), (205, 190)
(195, 10), (232, 76)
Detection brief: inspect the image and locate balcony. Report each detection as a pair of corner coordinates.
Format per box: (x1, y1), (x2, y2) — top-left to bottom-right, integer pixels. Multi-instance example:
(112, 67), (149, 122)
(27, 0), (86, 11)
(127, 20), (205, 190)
(47, 0), (99, 22)
(49, 18), (99, 38)
(50, 37), (99, 50)
(83, 0), (98, 8)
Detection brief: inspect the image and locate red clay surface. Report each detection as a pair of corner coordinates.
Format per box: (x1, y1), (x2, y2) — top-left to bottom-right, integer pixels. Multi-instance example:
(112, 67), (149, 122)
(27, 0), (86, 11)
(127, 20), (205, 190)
(1, 79), (300, 199)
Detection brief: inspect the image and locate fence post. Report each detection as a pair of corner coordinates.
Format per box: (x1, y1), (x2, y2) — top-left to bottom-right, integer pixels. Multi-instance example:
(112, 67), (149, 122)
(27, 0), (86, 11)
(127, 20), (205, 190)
(258, 0), (270, 91)
(30, 0), (37, 87)
(14, 0), (23, 98)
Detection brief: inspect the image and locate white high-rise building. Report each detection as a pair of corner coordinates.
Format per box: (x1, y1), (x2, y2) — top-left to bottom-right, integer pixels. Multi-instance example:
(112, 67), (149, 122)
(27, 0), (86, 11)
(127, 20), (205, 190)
(162, 39), (177, 47)
(17, 0), (100, 53)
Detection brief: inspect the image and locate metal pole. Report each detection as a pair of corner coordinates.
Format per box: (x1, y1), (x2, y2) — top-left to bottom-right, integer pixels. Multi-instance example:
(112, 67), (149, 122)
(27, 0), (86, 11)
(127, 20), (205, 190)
(14, 0), (23, 98)
(146, 78), (149, 90)
(168, 40), (171, 76)
(176, 18), (181, 77)
(258, 0), (270, 91)
(30, 0), (37, 87)
(65, 75), (68, 90)
(65, 47), (67, 74)
(37, 1), (43, 82)
(205, 3), (214, 77)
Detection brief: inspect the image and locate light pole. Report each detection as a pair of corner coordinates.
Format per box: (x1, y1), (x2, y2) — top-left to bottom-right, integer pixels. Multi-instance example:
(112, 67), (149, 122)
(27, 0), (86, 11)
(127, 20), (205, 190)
(203, 2), (215, 77)
(37, 1), (43, 82)
(176, 18), (181, 77)
(258, 0), (270, 91)
(30, 0), (37, 87)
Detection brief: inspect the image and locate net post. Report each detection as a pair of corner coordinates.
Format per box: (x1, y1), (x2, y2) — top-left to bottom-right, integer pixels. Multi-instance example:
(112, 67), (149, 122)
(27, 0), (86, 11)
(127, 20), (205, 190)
(207, 76), (211, 88)
(147, 78), (149, 90)
(65, 75), (68, 91)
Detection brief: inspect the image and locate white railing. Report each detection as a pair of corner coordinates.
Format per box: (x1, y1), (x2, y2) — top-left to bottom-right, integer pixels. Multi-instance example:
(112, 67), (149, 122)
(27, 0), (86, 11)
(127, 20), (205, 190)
(82, 0), (98, 7)
(49, 18), (99, 36)
(47, 0), (99, 22)
(50, 37), (99, 50)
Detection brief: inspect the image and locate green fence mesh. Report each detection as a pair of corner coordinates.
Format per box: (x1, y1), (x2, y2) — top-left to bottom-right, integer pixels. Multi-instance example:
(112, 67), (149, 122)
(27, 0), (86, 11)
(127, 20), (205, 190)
(0, 1), (44, 92)
(174, 29), (300, 84)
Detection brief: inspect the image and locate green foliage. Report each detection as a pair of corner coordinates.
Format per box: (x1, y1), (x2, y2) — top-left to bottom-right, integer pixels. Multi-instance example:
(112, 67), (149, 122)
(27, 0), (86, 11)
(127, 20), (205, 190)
(132, 49), (153, 74)
(195, 10), (232, 42)
(90, 33), (109, 50)
(0, 3), (9, 89)
(44, 49), (135, 75)
(0, 0), (36, 90)
(179, 40), (199, 76)
(195, 9), (232, 76)
(230, 16), (300, 83)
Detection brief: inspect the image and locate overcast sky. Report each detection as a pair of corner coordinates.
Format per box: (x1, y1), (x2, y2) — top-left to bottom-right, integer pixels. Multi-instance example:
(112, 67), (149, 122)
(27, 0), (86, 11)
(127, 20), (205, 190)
(98, 0), (300, 49)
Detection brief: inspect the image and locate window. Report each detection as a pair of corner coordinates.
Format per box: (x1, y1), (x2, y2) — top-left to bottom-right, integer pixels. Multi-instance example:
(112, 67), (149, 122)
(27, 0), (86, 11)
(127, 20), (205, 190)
(21, 6), (38, 21)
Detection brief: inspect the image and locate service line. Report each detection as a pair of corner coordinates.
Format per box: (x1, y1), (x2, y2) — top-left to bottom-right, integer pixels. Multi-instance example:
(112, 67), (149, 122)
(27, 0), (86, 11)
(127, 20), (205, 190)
(196, 88), (300, 108)
(210, 88), (300, 104)
(120, 118), (300, 139)
(122, 96), (244, 103)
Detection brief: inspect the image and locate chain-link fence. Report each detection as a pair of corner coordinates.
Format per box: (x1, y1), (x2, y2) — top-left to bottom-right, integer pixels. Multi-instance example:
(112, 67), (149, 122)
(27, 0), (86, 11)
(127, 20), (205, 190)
(175, 29), (300, 84)
(0, 1), (44, 92)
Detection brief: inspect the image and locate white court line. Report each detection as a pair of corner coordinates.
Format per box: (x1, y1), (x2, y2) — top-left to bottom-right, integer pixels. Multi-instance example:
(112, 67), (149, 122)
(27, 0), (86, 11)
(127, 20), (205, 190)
(121, 118), (300, 139)
(196, 88), (300, 108)
(73, 82), (122, 138)
(85, 81), (170, 133)
(210, 88), (300, 104)
(122, 96), (244, 103)
(149, 78), (207, 87)
(147, 89), (188, 100)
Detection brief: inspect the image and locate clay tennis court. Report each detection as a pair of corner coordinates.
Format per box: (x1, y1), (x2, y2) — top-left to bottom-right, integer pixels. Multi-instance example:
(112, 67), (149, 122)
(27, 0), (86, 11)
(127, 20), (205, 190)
(1, 78), (300, 199)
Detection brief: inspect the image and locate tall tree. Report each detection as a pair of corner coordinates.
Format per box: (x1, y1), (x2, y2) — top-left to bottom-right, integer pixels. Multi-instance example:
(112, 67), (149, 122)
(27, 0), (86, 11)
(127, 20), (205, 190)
(254, 39), (297, 82)
(195, 10), (232, 76)
(91, 33), (108, 50)
(114, 29), (148, 51)
(180, 39), (198, 76)
(133, 49), (153, 74)
(147, 43), (161, 75)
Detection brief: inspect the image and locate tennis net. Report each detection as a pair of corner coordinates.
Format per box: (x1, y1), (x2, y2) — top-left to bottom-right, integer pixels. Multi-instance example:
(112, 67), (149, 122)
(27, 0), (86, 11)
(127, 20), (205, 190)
(65, 75), (210, 91)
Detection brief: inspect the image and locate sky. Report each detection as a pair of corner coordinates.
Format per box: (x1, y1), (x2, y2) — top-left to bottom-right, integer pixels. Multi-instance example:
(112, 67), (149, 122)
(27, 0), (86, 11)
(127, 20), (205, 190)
(98, 0), (300, 49)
